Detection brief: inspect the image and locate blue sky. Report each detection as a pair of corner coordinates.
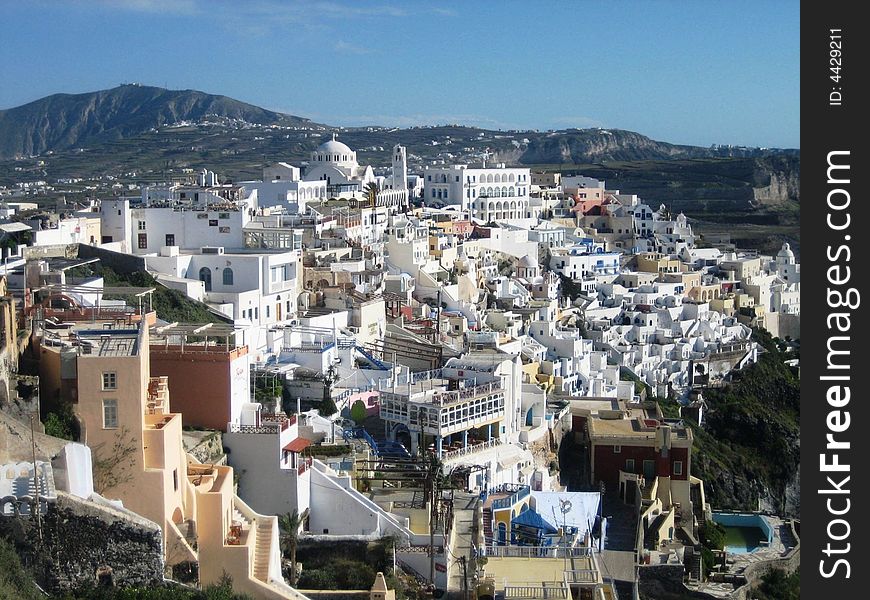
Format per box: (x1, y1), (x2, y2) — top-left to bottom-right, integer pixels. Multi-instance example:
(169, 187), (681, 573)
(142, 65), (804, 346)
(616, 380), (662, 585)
(0, 0), (799, 148)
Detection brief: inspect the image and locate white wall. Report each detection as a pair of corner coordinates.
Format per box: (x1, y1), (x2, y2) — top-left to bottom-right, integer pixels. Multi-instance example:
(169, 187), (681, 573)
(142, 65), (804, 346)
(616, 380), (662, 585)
(51, 442), (94, 499)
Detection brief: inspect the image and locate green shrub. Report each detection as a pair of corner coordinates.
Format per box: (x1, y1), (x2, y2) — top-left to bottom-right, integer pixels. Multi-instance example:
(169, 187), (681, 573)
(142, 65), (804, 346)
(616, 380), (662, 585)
(350, 400), (367, 424)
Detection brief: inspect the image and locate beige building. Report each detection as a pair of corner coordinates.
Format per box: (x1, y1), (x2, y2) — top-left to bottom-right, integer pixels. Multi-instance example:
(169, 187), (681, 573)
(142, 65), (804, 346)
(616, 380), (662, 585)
(39, 315), (306, 600)
(636, 252), (682, 275)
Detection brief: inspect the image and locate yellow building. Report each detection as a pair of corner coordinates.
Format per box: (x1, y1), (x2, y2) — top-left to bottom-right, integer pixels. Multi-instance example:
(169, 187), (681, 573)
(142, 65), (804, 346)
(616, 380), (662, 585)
(40, 316), (306, 600)
(636, 253), (681, 275)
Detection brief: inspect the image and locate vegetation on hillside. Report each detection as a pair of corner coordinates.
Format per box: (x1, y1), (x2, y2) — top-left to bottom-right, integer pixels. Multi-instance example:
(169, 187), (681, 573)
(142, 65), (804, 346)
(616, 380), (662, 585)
(0, 537), (44, 600)
(753, 569), (800, 600)
(294, 539), (409, 598)
(690, 328), (800, 514)
(67, 263), (229, 325)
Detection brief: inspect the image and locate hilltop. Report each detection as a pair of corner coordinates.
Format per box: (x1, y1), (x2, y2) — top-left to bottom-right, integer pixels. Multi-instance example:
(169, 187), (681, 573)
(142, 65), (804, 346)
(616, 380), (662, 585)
(0, 84), (314, 159)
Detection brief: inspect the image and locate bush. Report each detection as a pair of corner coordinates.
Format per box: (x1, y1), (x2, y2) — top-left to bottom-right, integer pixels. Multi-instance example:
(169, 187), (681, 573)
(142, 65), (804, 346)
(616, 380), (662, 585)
(350, 400), (367, 424)
(753, 569), (799, 600)
(44, 409), (77, 440)
(699, 520), (726, 550)
(0, 537), (43, 600)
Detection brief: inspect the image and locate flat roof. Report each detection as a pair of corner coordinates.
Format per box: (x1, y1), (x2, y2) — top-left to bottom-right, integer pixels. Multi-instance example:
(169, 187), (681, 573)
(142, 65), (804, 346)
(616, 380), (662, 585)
(76, 329), (141, 357)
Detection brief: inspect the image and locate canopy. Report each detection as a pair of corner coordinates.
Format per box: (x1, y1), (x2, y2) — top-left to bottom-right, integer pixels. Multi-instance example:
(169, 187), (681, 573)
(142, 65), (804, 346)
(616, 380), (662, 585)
(511, 509), (558, 534)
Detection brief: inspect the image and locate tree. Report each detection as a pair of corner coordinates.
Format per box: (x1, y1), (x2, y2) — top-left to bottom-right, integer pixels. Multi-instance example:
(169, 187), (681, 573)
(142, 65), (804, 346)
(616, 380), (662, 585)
(278, 510), (302, 585)
(351, 400), (368, 425)
(364, 182), (380, 207)
(92, 427), (138, 495)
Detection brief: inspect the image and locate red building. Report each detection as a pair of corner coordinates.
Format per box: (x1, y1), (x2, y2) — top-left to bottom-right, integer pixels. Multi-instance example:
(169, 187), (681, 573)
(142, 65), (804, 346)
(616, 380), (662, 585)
(588, 417), (692, 489)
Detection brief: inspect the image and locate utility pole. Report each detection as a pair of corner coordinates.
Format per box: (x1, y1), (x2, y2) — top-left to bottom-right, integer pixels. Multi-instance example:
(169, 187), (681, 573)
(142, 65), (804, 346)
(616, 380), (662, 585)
(30, 414), (43, 544)
(429, 454), (437, 584)
(460, 555), (469, 600)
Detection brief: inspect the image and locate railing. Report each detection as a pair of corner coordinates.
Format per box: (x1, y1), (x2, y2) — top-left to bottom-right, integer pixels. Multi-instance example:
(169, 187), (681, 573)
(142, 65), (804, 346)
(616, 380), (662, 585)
(504, 583), (570, 599)
(491, 484), (530, 510)
(262, 413), (297, 430)
(431, 381), (501, 406)
(227, 423), (280, 434)
(442, 438), (502, 461)
(297, 457), (313, 476)
(566, 569), (599, 584)
(484, 545), (593, 558)
(283, 341), (336, 353)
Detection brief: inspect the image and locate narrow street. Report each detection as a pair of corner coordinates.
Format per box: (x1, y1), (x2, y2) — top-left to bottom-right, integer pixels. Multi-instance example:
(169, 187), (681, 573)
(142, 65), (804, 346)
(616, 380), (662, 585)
(446, 491), (479, 600)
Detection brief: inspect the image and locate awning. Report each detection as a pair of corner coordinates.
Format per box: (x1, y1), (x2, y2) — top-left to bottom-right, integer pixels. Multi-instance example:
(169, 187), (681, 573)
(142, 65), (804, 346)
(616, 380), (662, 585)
(283, 438), (312, 452)
(511, 509), (558, 534)
(0, 222), (32, 233)
(498, 455), (521, 469)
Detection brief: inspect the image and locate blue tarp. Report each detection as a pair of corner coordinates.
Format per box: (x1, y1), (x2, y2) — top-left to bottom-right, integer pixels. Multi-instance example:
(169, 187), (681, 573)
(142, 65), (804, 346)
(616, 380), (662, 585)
(511, 509), (558, 533)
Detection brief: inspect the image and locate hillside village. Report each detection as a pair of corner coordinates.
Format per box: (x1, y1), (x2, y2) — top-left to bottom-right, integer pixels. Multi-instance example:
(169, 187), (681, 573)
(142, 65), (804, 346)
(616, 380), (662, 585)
(0, 136), (800, 600)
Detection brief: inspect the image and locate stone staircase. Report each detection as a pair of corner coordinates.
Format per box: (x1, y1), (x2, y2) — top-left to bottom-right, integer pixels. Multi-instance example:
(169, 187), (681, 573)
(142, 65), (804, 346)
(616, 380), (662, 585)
(253, 518), (274, 582)
(482, 507), (493, 543)
(687, 549), (703, 582)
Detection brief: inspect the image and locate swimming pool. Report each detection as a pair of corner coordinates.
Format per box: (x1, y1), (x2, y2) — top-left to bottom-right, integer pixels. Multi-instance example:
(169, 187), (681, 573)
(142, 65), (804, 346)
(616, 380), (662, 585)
(712, 513), (774, 554)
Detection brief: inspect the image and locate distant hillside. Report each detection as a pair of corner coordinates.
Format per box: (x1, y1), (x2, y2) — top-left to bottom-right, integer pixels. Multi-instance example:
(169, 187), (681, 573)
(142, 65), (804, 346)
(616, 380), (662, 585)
(0, 84), (313, 159)
(498, 128), (789, 164)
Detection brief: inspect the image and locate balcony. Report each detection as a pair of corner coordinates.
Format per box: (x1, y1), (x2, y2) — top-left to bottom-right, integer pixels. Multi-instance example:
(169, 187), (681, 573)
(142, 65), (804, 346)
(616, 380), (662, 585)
(442, 438), (503, 461)
(146, 376), (169, 415)
(227, 413), (297, 435)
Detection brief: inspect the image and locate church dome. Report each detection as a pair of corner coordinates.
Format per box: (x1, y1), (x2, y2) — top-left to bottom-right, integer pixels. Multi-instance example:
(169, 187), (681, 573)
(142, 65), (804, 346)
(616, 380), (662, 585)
(518, 254), (537, 268)
(316, 137), (353, 155)
(777, 242), (795, 259)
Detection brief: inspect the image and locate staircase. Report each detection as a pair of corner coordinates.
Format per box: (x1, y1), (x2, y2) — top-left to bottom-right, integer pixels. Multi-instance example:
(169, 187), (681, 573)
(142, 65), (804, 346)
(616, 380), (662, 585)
(482, 507), (493, 543)
(253, 518), (274, 583)
(355, 344), (390, 370)
(687, 550), (703, 582)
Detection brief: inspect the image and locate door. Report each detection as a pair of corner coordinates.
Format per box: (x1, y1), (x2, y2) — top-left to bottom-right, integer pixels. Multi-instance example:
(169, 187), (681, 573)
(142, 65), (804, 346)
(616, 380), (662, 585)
(643, 460), (655, 480)
(497, 522), (507, 546)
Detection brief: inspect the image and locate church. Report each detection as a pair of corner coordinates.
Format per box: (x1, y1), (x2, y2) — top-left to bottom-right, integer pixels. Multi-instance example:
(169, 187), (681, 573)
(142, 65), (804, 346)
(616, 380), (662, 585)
(304, 135), (409, 209)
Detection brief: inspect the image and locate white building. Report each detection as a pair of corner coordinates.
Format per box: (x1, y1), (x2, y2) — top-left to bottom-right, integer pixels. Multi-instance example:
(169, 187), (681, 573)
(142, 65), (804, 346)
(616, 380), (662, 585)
(304, 136), (408, 208)
(423, 164), (532, 223)
(146, 247), (302, 357)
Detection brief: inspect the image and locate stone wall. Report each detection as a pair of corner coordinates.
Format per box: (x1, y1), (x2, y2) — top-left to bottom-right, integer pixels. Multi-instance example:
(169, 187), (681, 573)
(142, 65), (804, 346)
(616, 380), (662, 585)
(0, 491), (164, 593)
(638, 523), (801, 600)
(729, 525), (800, 600)
(76, 243), (146, 275)
(638, 565), (721, 600)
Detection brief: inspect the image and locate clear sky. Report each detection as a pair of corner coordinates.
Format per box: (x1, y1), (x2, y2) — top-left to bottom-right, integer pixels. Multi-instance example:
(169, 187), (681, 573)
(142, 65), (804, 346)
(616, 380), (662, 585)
(0, 0), (799, 148)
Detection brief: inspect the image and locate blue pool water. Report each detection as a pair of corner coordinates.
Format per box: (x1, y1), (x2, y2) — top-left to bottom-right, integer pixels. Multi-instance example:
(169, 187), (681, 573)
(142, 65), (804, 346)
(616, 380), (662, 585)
(712, 513), (774, 554)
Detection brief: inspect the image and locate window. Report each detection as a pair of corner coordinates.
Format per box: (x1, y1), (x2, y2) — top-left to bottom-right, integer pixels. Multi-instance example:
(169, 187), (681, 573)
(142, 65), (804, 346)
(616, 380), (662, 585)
(165, 234), (175, 247)
(673, 461), (683, 476)
(173, 469), (179, 491)
(103, 399), (118, 429)
(222, 267), (234, 286)
(625, 459), (635, 472)
(613, 445), (621, 454)
(138, 233), (148, 249)
(138, 220), (146, 231)
(102, 372), (117, 390)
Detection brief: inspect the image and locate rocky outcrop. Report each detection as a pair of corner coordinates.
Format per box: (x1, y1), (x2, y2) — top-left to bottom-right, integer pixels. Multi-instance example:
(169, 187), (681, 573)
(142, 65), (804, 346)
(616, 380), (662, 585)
(0, 491), (164, 593)
(752, 156), (800, 206)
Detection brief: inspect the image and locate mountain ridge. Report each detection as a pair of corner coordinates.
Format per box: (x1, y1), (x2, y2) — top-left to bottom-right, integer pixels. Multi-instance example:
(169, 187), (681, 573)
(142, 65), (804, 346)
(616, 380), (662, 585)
(0, 84), (797, 162)
(0, 84), (314, 159)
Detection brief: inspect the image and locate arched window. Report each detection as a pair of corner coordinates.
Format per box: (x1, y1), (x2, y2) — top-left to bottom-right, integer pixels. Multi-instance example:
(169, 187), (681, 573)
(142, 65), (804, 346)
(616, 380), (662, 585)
(199, 267), (212, 292)
(509, 186), (515, 196)
(223, 267), (234, 286)
(509, 173), (515, 182)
